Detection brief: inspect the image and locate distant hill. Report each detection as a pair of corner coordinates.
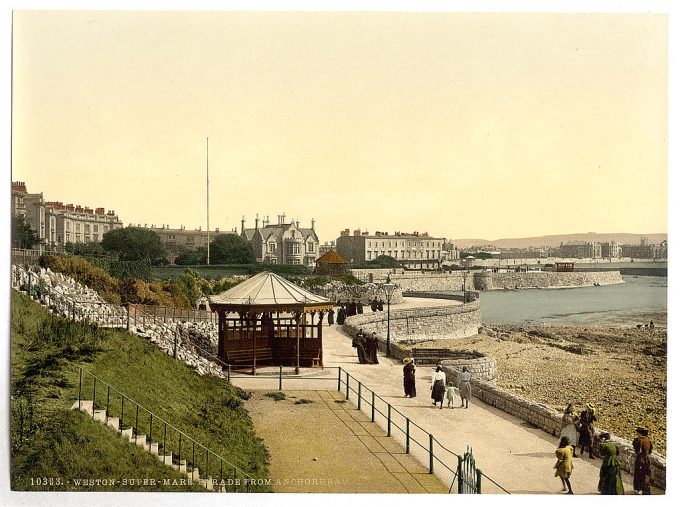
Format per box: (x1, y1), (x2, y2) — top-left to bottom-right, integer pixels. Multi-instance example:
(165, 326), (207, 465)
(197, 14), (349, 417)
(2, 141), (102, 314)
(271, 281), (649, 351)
(450, 233), (668, 250)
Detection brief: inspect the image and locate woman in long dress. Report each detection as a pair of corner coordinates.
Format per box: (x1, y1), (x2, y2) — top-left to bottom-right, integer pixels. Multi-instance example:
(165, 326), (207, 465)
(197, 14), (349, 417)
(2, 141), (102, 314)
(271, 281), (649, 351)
(559, 403), (580, 452)
(633, 426), (653, 495)
(458, 367), (472, 409)
(578, 404), (597, 459)
(403, 357), (416, 397)
(431, 365), (446, 409)
(598, 433), (624, 495)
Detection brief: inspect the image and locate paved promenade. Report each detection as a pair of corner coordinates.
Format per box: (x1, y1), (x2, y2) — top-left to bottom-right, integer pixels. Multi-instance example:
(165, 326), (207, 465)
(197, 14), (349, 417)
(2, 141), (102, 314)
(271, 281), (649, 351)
(230, 298), (660, 495)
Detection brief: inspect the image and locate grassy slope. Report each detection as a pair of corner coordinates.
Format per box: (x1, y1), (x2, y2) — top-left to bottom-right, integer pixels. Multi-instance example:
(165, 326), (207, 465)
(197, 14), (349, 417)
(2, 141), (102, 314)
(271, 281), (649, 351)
(10, 290), (270, 492)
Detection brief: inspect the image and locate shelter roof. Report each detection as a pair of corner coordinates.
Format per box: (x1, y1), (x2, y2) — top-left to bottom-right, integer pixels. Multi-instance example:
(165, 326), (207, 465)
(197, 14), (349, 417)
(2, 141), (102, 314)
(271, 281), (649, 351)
(209, 271), (332, 312)
(316, 250), (348, 265)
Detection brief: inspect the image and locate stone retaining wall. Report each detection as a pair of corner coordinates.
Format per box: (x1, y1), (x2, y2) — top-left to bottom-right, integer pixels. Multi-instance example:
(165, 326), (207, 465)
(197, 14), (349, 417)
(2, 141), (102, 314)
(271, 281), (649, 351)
(474, 270), (624, 290)
(349, 269), (624, 292)
(440, 357), (497, 383)
(439, 369), (666, 490)
(343, 300), (481, 342)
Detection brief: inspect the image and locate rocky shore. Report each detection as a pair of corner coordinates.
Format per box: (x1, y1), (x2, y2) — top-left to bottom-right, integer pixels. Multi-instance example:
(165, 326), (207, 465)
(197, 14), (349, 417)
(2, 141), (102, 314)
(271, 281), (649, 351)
(420, 321), (667, 455)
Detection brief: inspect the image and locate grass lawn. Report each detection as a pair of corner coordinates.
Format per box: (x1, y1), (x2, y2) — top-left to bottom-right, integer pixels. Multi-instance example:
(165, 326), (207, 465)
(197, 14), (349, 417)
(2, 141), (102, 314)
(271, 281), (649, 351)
(10, 290), (270, 492)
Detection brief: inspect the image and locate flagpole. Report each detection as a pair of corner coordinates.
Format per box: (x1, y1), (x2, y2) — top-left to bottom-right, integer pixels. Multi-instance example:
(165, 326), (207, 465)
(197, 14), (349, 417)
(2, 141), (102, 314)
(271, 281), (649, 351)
(206, 137), (210, 265)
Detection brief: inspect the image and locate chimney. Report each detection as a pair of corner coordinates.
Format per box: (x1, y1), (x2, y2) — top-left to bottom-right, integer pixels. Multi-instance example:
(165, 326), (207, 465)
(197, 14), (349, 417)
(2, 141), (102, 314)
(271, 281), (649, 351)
(255, 213), (259, 229)
(353, 229), (361, 237)
(264, 215), (270, 227)
(295, 220), (300, 228)
(241, 215), (245, 234)
(311, 218), (315, 231)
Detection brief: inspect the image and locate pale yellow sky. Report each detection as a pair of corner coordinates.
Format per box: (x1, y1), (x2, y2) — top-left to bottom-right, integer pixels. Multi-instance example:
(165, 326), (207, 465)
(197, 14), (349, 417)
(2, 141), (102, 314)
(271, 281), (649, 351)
(11, 11), (667, 242)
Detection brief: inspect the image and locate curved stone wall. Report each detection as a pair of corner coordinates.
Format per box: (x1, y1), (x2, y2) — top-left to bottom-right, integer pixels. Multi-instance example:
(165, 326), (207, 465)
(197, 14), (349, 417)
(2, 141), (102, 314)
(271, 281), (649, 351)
(344, 300), (481, 342)
(441, 356), (497, 382)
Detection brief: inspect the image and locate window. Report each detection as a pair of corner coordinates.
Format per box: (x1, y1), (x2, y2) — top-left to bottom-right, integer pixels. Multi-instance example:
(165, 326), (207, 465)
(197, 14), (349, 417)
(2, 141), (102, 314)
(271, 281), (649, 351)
(268, 242), (276, 253)
(76, 223), (81, 231)
(307, 242), (314, 253)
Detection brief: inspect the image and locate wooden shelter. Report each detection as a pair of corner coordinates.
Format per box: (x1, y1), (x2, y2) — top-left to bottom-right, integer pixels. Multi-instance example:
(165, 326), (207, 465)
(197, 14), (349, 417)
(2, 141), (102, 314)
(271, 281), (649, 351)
(314, 249), (349, 275)
(209, 272), (333, 374)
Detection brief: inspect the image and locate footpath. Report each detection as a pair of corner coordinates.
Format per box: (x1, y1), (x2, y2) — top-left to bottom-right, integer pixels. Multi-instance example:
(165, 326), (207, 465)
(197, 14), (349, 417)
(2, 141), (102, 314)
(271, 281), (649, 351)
(229, 298), (661, 495)
(245, 390), (447, 493)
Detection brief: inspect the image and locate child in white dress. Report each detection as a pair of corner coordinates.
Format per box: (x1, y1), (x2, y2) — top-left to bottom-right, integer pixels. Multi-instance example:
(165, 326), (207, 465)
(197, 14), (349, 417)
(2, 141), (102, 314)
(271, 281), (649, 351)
(445, 382), (458, 408)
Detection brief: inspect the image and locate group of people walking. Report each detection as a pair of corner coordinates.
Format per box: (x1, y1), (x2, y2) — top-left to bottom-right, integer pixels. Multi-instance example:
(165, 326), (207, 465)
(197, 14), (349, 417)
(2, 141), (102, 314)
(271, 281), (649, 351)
(399, 360), (472, 409)
(330, 297), (386, 326)
(555, 402), (654, 495)
(351, 329), (379, 364)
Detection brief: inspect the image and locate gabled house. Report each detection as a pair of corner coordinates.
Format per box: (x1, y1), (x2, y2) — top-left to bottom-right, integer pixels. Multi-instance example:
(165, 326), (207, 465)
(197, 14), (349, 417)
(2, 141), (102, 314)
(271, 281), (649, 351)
(241, 214), (319, 267)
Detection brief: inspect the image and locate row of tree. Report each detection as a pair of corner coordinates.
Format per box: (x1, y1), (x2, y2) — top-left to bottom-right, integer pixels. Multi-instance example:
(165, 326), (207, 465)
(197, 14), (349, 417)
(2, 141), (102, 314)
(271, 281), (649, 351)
(11, 217), (255, 266)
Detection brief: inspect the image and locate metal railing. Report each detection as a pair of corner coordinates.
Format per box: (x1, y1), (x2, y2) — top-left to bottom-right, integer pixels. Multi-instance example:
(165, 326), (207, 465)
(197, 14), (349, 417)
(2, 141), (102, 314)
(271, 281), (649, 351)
(336, 368), (510, 494)
(224, 365), (511, 494)
(76, 367), (260, 492)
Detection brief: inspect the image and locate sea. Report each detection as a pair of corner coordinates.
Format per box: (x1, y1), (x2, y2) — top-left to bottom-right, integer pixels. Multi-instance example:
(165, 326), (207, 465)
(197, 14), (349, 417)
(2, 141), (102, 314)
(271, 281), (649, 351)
(446, 275), (667, 326)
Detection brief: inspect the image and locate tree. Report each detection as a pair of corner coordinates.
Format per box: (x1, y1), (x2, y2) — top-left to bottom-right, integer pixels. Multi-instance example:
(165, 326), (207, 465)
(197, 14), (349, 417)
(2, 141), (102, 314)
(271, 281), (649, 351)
(11, 216), (41, 249)
(65, 241), (107, 257)
(174, 247), (207, 265)
(209, 234), (255, 264)
(367, 255), (401, 268)
(101, 227), (167, 264)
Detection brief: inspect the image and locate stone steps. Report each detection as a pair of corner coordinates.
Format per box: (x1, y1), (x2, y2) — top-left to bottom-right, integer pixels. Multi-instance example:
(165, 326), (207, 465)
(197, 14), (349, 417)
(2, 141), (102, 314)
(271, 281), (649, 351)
(71, 399), (224, 491)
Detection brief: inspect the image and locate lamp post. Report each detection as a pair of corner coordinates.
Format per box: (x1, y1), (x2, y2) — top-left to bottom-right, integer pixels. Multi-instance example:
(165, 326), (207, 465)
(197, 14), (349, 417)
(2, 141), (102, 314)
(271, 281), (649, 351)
(382, 275), (397, 357)
(462, 270), (468, 304)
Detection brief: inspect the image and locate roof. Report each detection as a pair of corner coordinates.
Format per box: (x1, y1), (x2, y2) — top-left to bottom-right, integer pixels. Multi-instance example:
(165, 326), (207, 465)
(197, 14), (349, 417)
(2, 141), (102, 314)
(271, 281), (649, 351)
(209, 271), (332, 312)
(316, 250), (348, 265)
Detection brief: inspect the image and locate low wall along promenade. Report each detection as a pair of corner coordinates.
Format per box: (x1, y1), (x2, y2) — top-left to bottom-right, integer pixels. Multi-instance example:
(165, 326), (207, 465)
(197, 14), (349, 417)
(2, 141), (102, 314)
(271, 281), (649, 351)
(448, 370), (666, 490)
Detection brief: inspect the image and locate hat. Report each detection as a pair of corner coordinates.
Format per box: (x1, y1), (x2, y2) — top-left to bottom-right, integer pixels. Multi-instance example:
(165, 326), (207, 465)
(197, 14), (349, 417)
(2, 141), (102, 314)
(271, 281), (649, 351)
(636, 426), (649, 435)
(586, 403), (595, 410)
(403, 357), (414, 364)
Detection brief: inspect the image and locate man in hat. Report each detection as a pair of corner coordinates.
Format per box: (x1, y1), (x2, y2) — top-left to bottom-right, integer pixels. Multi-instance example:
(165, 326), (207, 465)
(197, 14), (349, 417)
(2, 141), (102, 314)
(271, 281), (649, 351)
(633, 426), (653, 495)
(578, 404), (597, 459)
(402, 357), (416, 397)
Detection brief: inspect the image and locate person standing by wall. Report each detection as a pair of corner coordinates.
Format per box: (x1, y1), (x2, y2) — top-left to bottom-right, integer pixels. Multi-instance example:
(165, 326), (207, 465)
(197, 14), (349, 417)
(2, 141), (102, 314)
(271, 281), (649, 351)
(578, 404), (597, 459)
(554, 436), (574, 494)
(633, 426), (653, 495)
(597, 433), (624, 495)
(559, 403), (580, 454)
(403, 357), (416, 398)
